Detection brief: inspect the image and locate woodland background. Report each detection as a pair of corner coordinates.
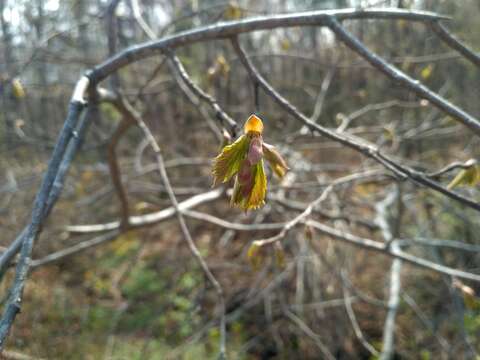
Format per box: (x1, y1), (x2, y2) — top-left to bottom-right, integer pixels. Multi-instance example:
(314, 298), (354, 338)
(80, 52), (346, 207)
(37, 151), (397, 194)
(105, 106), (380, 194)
(1, 0), (480, 359)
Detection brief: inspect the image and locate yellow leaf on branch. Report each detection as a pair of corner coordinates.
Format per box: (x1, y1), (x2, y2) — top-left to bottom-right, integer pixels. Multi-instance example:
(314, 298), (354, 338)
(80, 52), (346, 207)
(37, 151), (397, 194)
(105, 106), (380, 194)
(447, 161), (480, 190)
(212, 114), (288, 211)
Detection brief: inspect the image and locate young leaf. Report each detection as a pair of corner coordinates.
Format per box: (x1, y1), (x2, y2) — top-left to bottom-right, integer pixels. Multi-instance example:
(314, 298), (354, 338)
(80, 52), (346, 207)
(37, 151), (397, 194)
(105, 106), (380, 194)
(212, 114), (287, 211)
(263, 143), (289, 178)
(247, 159), (267, 209)
(212, 134), (249, 186)
(274, 242), (286, 269)
(12, 78), (25, 99)
(247, 241), (265, 270)
(447, 164), (480, 190)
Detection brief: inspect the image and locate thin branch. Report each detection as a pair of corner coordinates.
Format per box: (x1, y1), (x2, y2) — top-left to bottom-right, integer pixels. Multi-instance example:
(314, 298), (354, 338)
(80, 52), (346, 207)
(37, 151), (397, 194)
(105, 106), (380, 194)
(108, 93), (228, 359)
(106, 118), (134, 228)
(342, 280), (380, 357)
(251, 170), (379, 247)
(397, 237), (480, 252)
(230, 36), (480, 212)
(430, 21), (480, 69)
(31, 231), (120, 268)
(427, 158), (477, 179)
(375, 187), (402, 360)
(402, 292), (450, 353)
(0, 95), (96, 277)
(167, 51), (238, 135)
(66, 188), (223, 233)
(307, 220), (480, 283)
(130, 0), (157, 40)
(326, 17), (480, 137)
(283, 307), (336, 360)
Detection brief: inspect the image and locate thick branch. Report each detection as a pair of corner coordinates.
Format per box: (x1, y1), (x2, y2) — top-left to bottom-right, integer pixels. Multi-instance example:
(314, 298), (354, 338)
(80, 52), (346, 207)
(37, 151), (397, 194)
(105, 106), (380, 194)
(89, 8), (447, 82)
(0, 77), (89, 348)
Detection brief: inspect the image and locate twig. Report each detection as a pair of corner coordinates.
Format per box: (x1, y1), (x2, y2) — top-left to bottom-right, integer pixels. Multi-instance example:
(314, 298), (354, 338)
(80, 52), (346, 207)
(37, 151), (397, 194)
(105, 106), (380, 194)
(376, 187), (402, 360)
(429, 21), (480, 69)
(427, 158), (477, 178)
(397, 237), (480, 253)
(326, 17), (480, 137)
(0, 349), (45, 360)
(130, 0), (157, 40)
(108, 93), (228, 359)
(283, 307), (336, 360)
(31, 231), (120, 268)
(167, 51), (238, 135)
(66, 188), (223, 233)
(230, 36), (480, 212)
(307, 220), (480, 283)
(342, 279), (380, 357)
(251, 170), (380, 247)
(106, 118), (134, 228)
(0, 97), (97, 277)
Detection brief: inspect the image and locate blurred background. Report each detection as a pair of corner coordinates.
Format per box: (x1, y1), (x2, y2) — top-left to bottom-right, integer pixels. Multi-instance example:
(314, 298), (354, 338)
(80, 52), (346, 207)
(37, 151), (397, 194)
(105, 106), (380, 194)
(1, 0), (480, 359)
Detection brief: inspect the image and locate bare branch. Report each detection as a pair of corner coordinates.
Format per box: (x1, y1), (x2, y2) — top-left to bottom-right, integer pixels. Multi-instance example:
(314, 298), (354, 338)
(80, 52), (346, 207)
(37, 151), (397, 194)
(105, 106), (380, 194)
(430, 21), (480, 69)
(0, 77), (90, 347)
(90, 8), (448, 82)
(107, 93), (228, 359)
(375, 188), (402, 360)
(106, 118), (134, 228)
(230, 36), (480, 212)
(307, 220), (480, 283)
(325, 17), (480, 137)
(66, 188), (223, 233)
(167, 52), (238, 135)
(342, 280), (380, 357)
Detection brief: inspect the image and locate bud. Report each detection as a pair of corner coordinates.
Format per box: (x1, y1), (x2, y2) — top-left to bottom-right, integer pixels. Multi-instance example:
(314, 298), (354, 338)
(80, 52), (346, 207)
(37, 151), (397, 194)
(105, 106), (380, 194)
(212, 114), (287, 211)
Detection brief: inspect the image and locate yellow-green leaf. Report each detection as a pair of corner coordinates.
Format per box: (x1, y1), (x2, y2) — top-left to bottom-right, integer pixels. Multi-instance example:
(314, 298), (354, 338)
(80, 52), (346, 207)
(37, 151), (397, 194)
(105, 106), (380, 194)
(224, 3), (243, 20)
(212, 134), (249, 186)
(12, 78), (25, 99)
(274, 243), (286, 269)
(247, 160), (267, 209)
(280, 39), (291, 51)
(420, 64), (434, 80)
(263, 143), (289, 178)
(247, 241), (265, 270)
(447, 164), (480, 190)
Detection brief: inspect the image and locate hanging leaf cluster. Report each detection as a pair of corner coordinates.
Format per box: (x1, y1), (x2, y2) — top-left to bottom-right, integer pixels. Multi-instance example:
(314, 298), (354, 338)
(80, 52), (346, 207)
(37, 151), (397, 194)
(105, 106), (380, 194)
(212, 114), (288, 211)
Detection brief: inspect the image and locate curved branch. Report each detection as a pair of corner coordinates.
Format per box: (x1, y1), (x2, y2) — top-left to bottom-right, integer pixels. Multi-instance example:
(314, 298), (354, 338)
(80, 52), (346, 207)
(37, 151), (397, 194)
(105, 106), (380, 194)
(89, 8), (448, 82)
(325, 17), (480, 137)
(430, 21), (480, 69)
(230, 37), (480, 212)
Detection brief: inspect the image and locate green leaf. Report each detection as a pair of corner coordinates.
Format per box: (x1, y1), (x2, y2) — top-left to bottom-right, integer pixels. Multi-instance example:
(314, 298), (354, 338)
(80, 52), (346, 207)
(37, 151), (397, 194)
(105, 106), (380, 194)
(447, 164), (480, 190)
(263, 143), (288, 178)
(420, 64), (434, 80)
(247, 159), (267, 209)
(247, 241), (265, 270)
(212, 134), (249, 186)
(274, 243), (286, 269)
